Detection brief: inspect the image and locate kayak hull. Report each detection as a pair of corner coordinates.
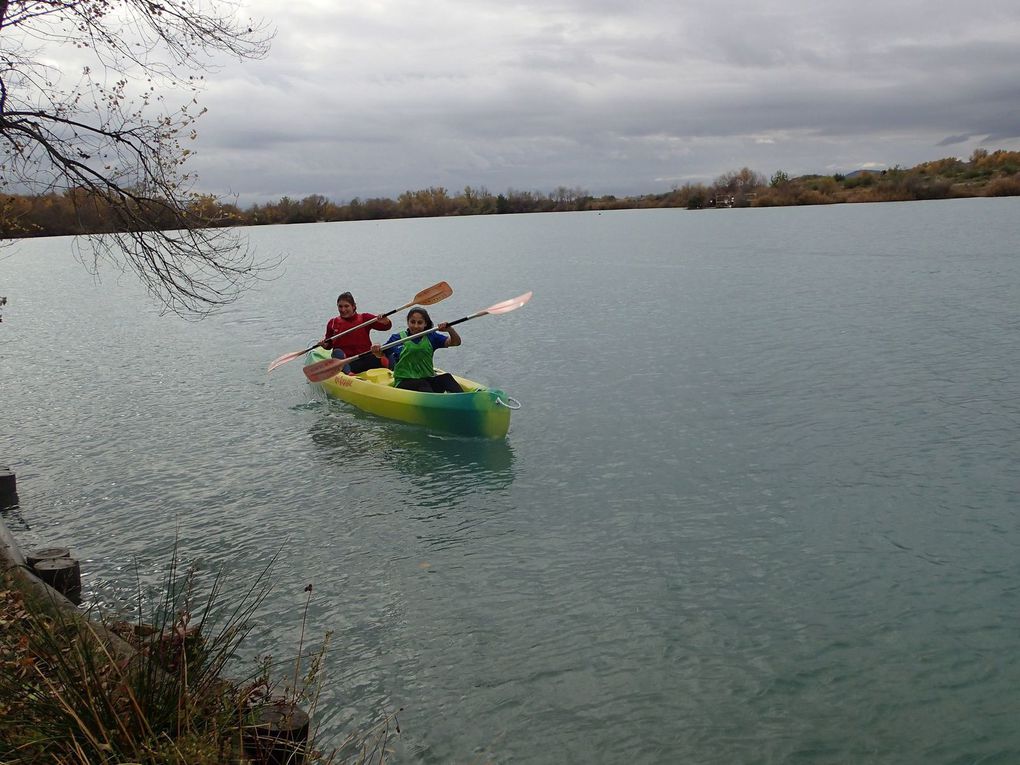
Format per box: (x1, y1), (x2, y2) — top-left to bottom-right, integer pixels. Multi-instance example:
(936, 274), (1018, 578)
(306, 348), (513, 439)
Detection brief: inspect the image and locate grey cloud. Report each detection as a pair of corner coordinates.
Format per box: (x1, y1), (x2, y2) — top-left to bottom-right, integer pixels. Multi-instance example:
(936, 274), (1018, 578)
(178, 0), (1020, 203)
(938, 135), (975, 146)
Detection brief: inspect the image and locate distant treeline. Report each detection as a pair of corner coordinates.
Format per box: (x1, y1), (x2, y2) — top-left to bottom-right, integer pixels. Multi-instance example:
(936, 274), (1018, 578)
(3, 149), (1020, 239)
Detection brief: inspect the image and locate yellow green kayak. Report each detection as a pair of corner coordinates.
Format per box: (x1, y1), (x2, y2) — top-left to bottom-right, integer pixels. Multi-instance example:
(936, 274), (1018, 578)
(306, 347), (517, 438)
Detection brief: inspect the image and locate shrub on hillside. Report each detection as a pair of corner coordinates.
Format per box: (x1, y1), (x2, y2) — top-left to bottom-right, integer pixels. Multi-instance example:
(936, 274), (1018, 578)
(983, 174), (1020, 197)
(843, 173), (875, 189)
(752, 186), (834, 207)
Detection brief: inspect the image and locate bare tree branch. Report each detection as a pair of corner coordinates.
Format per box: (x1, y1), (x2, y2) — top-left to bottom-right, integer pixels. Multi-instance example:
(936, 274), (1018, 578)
(0, 0), (274, 315)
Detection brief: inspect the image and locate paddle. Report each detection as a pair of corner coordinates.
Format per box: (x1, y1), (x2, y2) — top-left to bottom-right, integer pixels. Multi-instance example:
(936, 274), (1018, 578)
(303, 291), (534, 383)
(267, 281), (453, 372)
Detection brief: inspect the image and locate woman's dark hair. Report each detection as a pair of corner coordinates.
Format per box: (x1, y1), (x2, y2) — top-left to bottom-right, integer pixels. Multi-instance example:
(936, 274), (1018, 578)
(336, 291), (356, 309)
(407, 307), (434, 330)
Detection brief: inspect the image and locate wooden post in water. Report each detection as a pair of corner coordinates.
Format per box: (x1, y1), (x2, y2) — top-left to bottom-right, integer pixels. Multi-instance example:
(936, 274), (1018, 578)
(244, 701), (311, 765)
(32, 557), (82, 605)
(0, 467), (17, 506)
(27, 547), (71, 566)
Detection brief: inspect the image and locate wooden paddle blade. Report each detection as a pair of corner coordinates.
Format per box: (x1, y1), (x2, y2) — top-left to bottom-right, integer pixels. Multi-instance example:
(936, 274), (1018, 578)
(303, 358), (347, 383)
(484, 291), (533, 315)
(414, 280), (453, 305)
(267, 349), (308, 373)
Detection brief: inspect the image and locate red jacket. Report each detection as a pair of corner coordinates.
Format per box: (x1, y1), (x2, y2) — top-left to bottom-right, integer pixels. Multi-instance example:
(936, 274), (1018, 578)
(322, 312), (392, 357)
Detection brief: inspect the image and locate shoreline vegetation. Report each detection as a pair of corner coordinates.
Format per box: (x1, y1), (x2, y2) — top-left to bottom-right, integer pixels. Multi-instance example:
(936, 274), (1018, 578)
(2, 148), (1019, 239)
(0, 519), (395, 764)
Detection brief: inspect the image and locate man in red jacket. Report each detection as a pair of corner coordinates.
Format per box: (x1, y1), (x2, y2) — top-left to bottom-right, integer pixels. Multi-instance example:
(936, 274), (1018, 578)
(321, 292), (393, 374)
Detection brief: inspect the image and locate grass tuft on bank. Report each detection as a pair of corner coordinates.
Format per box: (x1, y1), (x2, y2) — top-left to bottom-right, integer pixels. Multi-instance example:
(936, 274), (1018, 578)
(0, 551), (395, 764)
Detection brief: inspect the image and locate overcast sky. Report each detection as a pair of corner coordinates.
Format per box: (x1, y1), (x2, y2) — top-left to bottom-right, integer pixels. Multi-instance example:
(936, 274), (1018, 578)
(184, 0), (1020, 205)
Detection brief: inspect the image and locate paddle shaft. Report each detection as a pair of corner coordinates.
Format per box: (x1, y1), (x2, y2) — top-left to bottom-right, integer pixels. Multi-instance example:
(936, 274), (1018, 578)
(268, 281), (452, 372)
(346, 312), (480, 366)
(273, 311), (396, 368)
(321, 281), (451, 349)
(303, 315), (477, 383)
(317, 308), (398, 352)
(302, 291), (531, 383)
(266, 315), (392, 372)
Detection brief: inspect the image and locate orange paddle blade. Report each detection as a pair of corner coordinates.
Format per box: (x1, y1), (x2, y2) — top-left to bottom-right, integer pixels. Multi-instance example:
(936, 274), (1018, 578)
(303, 358), (347, 383)
(414, 281), (453, 305)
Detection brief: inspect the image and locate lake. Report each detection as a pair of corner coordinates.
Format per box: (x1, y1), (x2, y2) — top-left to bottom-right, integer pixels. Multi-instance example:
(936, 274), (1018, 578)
(2, 199), (1019, 763)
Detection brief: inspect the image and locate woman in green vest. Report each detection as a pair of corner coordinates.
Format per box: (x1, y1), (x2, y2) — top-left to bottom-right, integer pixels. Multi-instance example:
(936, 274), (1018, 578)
(374, 307), (464, 392)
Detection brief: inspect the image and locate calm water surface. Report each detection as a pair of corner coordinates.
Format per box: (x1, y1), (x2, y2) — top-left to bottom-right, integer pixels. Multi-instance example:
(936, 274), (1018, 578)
(2, 199), (1019, 763)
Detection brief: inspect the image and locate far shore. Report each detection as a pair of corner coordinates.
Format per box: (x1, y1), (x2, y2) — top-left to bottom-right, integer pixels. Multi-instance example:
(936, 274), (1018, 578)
(2, 148), (1019, 240)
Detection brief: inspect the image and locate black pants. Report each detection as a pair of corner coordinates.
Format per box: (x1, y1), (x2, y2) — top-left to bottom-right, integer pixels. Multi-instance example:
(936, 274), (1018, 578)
(331, 351), (384, 375)
(396, 373), (463, 393)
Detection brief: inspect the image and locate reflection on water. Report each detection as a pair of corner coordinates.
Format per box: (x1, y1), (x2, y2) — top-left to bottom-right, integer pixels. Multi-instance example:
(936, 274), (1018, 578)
(305, 403), (517, 550)
(0, 501), (30, 531)
(384, 426), (516, 480)
(306, 402), (516, 491)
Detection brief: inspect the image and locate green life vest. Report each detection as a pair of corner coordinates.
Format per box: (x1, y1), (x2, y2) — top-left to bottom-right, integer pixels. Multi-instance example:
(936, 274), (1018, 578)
(392, 330), (439, 385)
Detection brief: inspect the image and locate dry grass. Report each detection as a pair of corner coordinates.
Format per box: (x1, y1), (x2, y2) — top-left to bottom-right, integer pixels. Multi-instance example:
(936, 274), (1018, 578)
(0, 557), (397, 764)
